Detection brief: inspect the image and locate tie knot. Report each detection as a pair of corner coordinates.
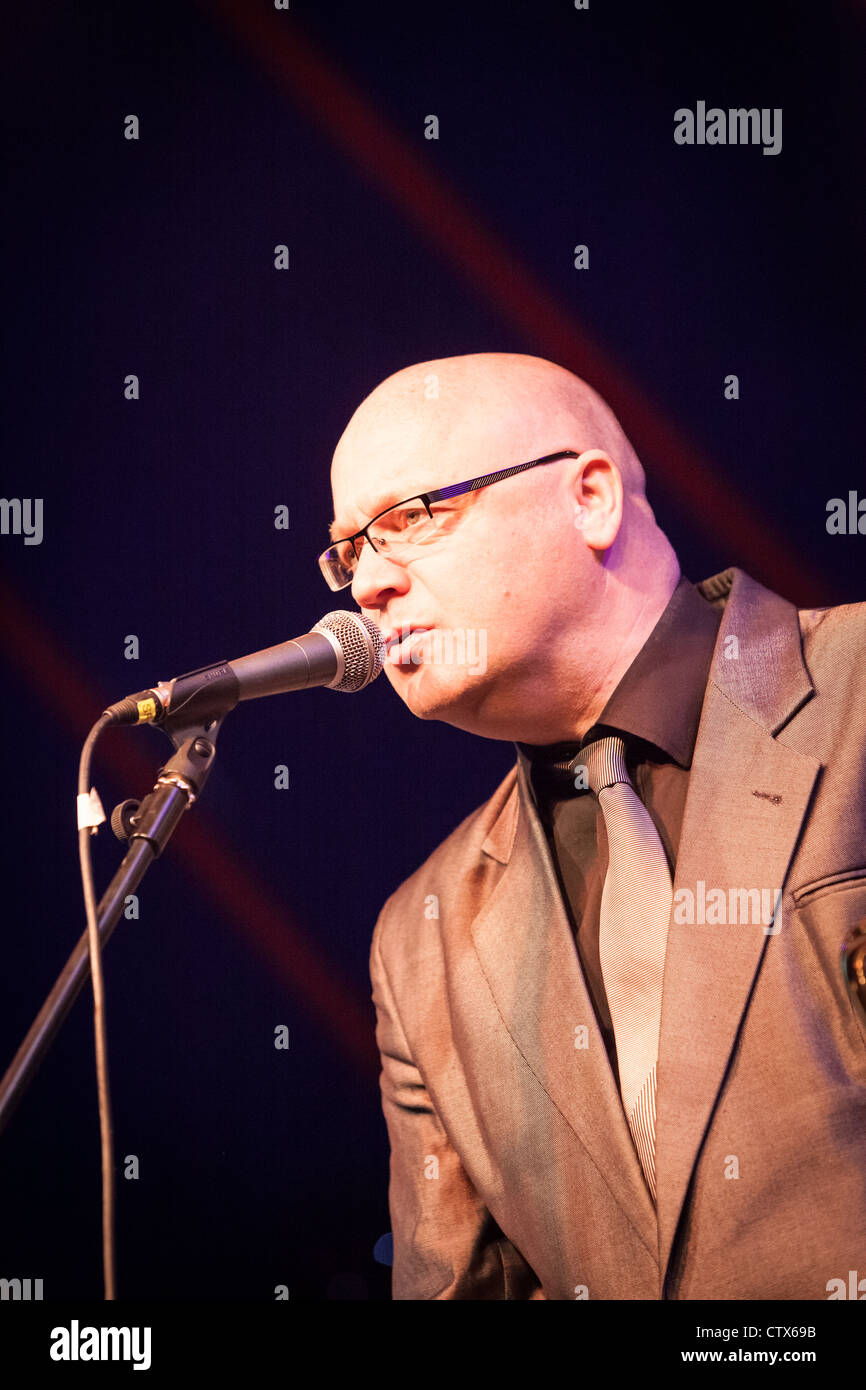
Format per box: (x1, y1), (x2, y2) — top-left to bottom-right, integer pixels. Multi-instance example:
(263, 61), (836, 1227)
(576, 735), (631, 797)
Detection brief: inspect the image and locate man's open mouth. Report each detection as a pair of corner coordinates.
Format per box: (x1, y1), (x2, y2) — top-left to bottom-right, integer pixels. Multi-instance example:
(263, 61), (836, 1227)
(382, 627), (433, 658)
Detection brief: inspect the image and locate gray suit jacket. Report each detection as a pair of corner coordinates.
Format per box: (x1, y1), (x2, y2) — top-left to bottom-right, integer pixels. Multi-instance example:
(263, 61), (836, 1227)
(369, 567), (866, 1299)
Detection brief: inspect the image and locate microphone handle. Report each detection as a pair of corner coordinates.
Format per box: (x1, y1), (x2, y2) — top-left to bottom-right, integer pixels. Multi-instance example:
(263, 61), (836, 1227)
(105, 632), (341, 726)
(231, 632), (339, 700)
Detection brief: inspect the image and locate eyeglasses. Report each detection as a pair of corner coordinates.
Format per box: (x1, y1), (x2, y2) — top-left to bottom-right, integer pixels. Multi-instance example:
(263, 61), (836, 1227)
(318, 449), (580, 590)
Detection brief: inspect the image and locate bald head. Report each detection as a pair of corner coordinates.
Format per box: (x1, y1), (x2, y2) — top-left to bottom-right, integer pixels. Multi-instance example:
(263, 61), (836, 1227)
(331, 353), (649, 538)
(327, 352), (678, 744)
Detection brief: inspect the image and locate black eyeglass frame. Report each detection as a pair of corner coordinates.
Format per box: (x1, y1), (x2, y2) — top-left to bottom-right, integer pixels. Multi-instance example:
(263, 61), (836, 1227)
(319, 449), (581, 589)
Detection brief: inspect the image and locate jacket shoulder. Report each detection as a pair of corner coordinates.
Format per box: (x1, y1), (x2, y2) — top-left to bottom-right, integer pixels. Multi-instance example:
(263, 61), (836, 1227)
(798, 597), (866, 646)
(798, 599), (866, 696)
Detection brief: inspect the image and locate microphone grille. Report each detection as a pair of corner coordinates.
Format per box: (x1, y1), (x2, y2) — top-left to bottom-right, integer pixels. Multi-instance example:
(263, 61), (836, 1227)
(313, 610), (385, 692)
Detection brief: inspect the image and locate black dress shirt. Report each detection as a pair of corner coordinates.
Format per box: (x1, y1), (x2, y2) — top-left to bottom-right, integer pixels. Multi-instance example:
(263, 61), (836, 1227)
(514, 575), (723, 1083)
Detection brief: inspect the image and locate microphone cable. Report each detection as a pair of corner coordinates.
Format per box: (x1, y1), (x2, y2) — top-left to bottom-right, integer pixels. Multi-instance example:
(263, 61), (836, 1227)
(77, 712), (117, 1300)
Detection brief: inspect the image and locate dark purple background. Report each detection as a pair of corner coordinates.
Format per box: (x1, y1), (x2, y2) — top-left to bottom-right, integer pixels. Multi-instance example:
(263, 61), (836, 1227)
(1, 0), (862, 1299)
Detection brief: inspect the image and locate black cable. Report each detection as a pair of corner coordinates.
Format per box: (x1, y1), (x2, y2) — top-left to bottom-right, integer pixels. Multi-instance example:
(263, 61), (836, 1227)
(77, 712), (117, 1300)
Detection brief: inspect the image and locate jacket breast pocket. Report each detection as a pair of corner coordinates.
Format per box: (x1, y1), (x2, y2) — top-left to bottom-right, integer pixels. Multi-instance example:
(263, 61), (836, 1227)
(790, 874), (866, 1057)
(792, 867), (866, 907)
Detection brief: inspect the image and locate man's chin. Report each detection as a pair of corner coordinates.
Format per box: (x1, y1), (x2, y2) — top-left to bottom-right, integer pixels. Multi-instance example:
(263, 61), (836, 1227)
(384, 661), (477, 722)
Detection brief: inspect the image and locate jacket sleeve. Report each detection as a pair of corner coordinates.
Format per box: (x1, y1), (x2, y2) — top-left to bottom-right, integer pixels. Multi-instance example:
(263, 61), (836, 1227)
(370, 911), (545, 1299)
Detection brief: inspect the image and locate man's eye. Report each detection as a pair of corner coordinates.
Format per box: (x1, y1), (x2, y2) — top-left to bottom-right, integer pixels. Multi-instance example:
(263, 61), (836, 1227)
(388, 505), (426, 531)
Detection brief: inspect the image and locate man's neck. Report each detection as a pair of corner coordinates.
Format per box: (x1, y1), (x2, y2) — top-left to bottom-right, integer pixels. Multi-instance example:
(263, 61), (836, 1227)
(535, 569), (682, 745)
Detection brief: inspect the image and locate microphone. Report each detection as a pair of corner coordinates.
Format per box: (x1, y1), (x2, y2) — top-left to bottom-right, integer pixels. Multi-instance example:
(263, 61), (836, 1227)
(104, 610), (385, 728)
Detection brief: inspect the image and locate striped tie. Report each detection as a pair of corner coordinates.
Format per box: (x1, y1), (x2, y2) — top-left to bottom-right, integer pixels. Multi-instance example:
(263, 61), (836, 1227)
(578, 735), (673, 1203)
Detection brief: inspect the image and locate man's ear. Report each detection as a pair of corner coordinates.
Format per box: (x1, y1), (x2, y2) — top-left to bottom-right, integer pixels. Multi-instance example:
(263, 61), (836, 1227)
(569, 449), (623, 550)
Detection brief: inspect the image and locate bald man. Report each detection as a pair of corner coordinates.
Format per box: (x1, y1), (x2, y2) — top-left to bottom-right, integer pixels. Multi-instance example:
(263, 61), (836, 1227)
(322, 353), (866, 1300)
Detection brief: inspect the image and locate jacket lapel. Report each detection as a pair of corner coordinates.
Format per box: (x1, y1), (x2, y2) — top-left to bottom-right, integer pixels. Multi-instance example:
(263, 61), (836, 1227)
(473, 756), (660, 1265)
(469, 568), (822, 1293)
(655, 569), (821, 1286)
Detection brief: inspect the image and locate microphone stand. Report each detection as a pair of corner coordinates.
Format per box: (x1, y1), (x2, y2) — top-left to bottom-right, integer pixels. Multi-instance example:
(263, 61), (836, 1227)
(0, 710), (225, 1135)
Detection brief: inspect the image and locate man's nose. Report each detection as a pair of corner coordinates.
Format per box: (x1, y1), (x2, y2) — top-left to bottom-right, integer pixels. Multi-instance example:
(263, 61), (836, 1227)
(350, 540), (410, 608)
